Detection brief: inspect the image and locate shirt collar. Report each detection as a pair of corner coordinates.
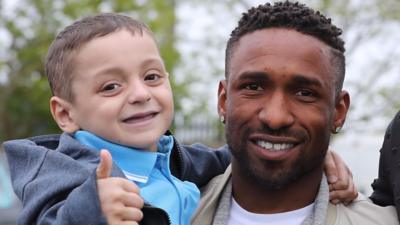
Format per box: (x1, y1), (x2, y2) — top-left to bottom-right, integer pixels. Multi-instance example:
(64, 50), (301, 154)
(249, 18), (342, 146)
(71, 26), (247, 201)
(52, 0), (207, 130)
(74, 130), (174, 183)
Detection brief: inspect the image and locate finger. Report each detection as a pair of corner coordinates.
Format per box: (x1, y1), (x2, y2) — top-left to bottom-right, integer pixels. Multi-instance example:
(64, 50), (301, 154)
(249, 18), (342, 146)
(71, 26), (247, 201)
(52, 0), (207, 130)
(109, 219), (139, 225)
(330, 152), (350, 190)
(97, 149), (113, 179)
(103, 177), (141, 194)
(119, 222), (139, 225)
(119, 207), (144, 222)
(329, 190), (355, 204)
(120, 192), (144, 208)
(324, 147), (338, 183)
(329, 176), (358, 204)
(343, 175), (358, 204)
(119, 179), (141, 194)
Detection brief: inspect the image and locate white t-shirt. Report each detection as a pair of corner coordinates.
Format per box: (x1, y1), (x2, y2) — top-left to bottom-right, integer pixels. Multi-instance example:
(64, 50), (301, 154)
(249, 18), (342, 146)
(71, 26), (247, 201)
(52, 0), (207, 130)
(227, 197), (314, 225)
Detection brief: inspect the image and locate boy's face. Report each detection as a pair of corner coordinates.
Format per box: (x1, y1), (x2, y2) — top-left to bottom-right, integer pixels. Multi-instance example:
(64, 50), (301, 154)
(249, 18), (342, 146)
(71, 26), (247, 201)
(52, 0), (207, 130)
(64, 30), (174, 151)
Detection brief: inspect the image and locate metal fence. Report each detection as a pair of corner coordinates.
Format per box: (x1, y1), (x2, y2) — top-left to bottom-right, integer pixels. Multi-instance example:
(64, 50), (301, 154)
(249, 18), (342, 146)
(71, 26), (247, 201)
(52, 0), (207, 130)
(173, 114), (224, 146)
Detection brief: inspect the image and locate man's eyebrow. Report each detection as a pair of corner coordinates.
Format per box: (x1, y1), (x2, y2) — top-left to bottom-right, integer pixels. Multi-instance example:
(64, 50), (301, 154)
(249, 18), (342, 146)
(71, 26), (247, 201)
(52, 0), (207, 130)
(291, 74), (323, 87)
(237, 71), (270, 81)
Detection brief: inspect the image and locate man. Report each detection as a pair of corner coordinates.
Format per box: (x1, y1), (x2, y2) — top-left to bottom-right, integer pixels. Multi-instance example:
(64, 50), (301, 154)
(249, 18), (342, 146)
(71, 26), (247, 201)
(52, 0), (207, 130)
(191, 1), (398, 225)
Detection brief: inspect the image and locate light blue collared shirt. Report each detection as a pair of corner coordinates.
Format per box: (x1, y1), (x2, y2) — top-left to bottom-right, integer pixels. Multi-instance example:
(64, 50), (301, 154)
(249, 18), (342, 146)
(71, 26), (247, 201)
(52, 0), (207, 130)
(74, 131), (199, 225)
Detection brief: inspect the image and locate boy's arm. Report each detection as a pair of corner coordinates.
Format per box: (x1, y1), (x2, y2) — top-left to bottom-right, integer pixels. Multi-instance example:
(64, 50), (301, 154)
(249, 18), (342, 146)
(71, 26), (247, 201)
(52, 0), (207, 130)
(179, 143), (231, 188)
(324, 149), (357, 204)
(4, 139), (109, 225)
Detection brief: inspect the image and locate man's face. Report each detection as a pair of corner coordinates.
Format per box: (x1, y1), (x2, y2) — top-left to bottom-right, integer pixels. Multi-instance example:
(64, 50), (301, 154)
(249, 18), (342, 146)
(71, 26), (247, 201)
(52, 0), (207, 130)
(219, 28), (348, 189)
(67, 30), (174, 151)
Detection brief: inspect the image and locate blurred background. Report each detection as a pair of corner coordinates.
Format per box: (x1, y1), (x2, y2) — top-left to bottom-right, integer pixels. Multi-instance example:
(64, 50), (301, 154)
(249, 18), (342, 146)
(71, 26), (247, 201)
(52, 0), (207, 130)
(0, 0), (399, 223)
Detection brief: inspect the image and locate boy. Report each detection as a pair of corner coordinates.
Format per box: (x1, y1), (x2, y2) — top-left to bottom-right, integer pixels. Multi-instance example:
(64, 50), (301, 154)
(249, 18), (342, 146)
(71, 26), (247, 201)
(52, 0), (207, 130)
(3, 13), (355, 225)
(4, 13), (230, 225)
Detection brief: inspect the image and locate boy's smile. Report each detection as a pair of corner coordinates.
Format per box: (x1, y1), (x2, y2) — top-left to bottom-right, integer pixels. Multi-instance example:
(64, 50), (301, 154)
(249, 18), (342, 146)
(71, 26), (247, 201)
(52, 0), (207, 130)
(60, 29), (174, 151)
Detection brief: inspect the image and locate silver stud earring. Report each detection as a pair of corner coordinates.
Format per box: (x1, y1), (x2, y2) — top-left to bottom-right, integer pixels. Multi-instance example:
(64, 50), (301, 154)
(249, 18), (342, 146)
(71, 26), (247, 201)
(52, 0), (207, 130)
(333, 126), (342, 134)
(220, 115), (225, 124)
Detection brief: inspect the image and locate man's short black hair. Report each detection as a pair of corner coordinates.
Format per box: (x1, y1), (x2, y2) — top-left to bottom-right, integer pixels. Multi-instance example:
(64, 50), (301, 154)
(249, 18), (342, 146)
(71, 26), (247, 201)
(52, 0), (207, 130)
(225, 1), (345, 94)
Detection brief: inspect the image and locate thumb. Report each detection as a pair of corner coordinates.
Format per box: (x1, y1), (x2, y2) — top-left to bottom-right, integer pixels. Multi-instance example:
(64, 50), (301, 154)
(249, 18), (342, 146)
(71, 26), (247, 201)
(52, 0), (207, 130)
(96, 149), (113, 179)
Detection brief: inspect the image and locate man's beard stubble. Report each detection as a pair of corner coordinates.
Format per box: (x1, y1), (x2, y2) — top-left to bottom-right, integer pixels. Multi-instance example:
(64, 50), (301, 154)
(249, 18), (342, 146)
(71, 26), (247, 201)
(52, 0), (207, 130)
(226, 123), (328, 190)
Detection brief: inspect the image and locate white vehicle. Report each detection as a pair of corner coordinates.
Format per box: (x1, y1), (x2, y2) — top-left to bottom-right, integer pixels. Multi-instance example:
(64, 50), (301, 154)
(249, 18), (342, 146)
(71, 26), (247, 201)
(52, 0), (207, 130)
(0, 151), (20, 225)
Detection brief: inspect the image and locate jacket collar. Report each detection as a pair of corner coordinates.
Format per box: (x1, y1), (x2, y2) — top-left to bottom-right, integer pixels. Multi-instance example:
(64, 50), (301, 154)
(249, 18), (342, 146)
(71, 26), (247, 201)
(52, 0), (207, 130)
(74, 131), (174, 184)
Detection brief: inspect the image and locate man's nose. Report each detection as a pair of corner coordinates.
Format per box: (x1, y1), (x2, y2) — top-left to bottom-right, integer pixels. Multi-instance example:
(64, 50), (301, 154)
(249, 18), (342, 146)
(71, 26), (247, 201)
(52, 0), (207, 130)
(258, 92), (295, 130)
(127, 81), (151, 104)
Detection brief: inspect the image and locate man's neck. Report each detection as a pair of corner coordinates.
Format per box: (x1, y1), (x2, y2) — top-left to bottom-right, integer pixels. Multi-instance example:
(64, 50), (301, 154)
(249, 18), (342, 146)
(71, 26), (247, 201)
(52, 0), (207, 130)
(231, 161), (323, 214)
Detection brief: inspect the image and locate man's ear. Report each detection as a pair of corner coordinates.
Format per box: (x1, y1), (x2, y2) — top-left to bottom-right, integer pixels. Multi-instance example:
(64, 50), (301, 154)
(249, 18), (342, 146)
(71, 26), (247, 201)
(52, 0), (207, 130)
(332, 91), (350, 133)
(50, 96), (80, 133)
(218, 80), (227, 121)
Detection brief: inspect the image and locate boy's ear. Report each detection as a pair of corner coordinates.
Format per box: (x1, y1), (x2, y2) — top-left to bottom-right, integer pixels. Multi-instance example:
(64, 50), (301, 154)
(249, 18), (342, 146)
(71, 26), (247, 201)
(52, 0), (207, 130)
(50, 96), (80, 133)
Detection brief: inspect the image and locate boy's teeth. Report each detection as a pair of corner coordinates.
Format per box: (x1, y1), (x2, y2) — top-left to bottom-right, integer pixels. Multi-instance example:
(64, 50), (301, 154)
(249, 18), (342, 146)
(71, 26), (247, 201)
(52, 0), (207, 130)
(256, 140), (294, 151)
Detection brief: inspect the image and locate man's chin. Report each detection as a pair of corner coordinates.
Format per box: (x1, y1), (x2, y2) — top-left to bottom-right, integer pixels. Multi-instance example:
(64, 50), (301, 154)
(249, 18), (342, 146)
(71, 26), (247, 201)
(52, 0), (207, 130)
(251, 168), (299, 190)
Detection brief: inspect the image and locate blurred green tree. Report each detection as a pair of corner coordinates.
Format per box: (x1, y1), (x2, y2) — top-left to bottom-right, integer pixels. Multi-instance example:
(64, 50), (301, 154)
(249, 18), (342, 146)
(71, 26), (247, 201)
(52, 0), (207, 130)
(0, 0), (184, 142)
(179, 0), (400, 138)
(1, 0), (399, 144)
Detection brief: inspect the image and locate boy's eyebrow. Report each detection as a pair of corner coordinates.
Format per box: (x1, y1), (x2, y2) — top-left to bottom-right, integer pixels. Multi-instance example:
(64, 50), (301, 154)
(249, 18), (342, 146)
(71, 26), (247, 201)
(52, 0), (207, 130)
(94, 57), (165, 77)
(140, 57), (165, 68)
(95, 67), (125, 77)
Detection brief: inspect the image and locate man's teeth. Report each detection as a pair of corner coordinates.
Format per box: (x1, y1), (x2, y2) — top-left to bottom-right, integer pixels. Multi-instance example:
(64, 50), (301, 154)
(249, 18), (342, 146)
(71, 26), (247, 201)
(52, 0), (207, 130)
(256, 140), (294, 151)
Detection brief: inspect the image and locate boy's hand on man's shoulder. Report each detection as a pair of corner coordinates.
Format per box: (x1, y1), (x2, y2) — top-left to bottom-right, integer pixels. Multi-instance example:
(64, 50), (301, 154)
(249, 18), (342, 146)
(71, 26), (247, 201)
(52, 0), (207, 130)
(96, 150), (144, 225)
(324, 148), (358, 205)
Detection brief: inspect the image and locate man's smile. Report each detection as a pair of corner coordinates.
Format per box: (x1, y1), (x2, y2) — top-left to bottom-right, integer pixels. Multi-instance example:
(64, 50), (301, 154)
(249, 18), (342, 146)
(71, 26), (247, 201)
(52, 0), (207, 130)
(255, 140), (295, 151)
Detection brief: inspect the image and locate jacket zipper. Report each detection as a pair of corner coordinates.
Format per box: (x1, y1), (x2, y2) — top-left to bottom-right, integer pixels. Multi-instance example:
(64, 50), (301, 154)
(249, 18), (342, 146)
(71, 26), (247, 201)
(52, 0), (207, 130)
(172, 136), (185, 180)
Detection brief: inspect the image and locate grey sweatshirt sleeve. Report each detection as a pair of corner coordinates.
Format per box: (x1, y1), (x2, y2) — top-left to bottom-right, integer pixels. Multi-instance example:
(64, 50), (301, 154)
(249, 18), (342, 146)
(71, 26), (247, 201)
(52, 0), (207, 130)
(4, 136), (109, 225)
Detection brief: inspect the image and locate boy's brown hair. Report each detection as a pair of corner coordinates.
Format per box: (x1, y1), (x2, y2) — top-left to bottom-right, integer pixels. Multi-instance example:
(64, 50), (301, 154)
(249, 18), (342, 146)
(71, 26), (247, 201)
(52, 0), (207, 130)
(45, 13), (152, 101)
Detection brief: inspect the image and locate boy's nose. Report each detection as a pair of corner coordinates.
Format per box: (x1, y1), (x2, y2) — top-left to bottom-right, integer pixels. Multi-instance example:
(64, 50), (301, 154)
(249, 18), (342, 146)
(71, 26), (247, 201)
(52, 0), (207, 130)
(127, 81), (151, 104)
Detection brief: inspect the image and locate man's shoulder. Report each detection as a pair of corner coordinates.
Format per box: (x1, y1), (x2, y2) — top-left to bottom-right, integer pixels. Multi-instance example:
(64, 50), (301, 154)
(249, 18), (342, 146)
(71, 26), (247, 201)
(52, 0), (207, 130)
(330, 193), (399, 225)
(191, 166), (232, 225)
(200, 165), (231, 195)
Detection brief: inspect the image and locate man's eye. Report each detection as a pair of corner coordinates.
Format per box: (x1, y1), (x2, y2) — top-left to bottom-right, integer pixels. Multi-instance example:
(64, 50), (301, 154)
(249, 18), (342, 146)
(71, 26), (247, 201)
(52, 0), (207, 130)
(245, 83), (263, 91)
(296, 90), (314, 97)
(102, 83), (120, 92)
(295, 89), (318, 102)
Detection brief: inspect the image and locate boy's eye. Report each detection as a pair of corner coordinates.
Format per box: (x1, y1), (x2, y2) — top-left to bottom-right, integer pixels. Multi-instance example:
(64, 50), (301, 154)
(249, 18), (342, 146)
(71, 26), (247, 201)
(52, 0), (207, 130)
(101, 83), (121, 92)
(144, 73), (161, 81)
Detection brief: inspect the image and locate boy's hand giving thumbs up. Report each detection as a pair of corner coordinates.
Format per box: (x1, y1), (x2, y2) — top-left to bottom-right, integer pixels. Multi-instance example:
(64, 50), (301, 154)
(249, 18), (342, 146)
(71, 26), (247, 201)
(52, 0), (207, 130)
(96, 150), (144, 225)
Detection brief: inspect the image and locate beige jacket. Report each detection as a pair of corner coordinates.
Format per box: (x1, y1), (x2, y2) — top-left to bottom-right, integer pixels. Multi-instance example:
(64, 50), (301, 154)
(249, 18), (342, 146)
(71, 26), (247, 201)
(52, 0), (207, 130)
(191, 165), (399, 225)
